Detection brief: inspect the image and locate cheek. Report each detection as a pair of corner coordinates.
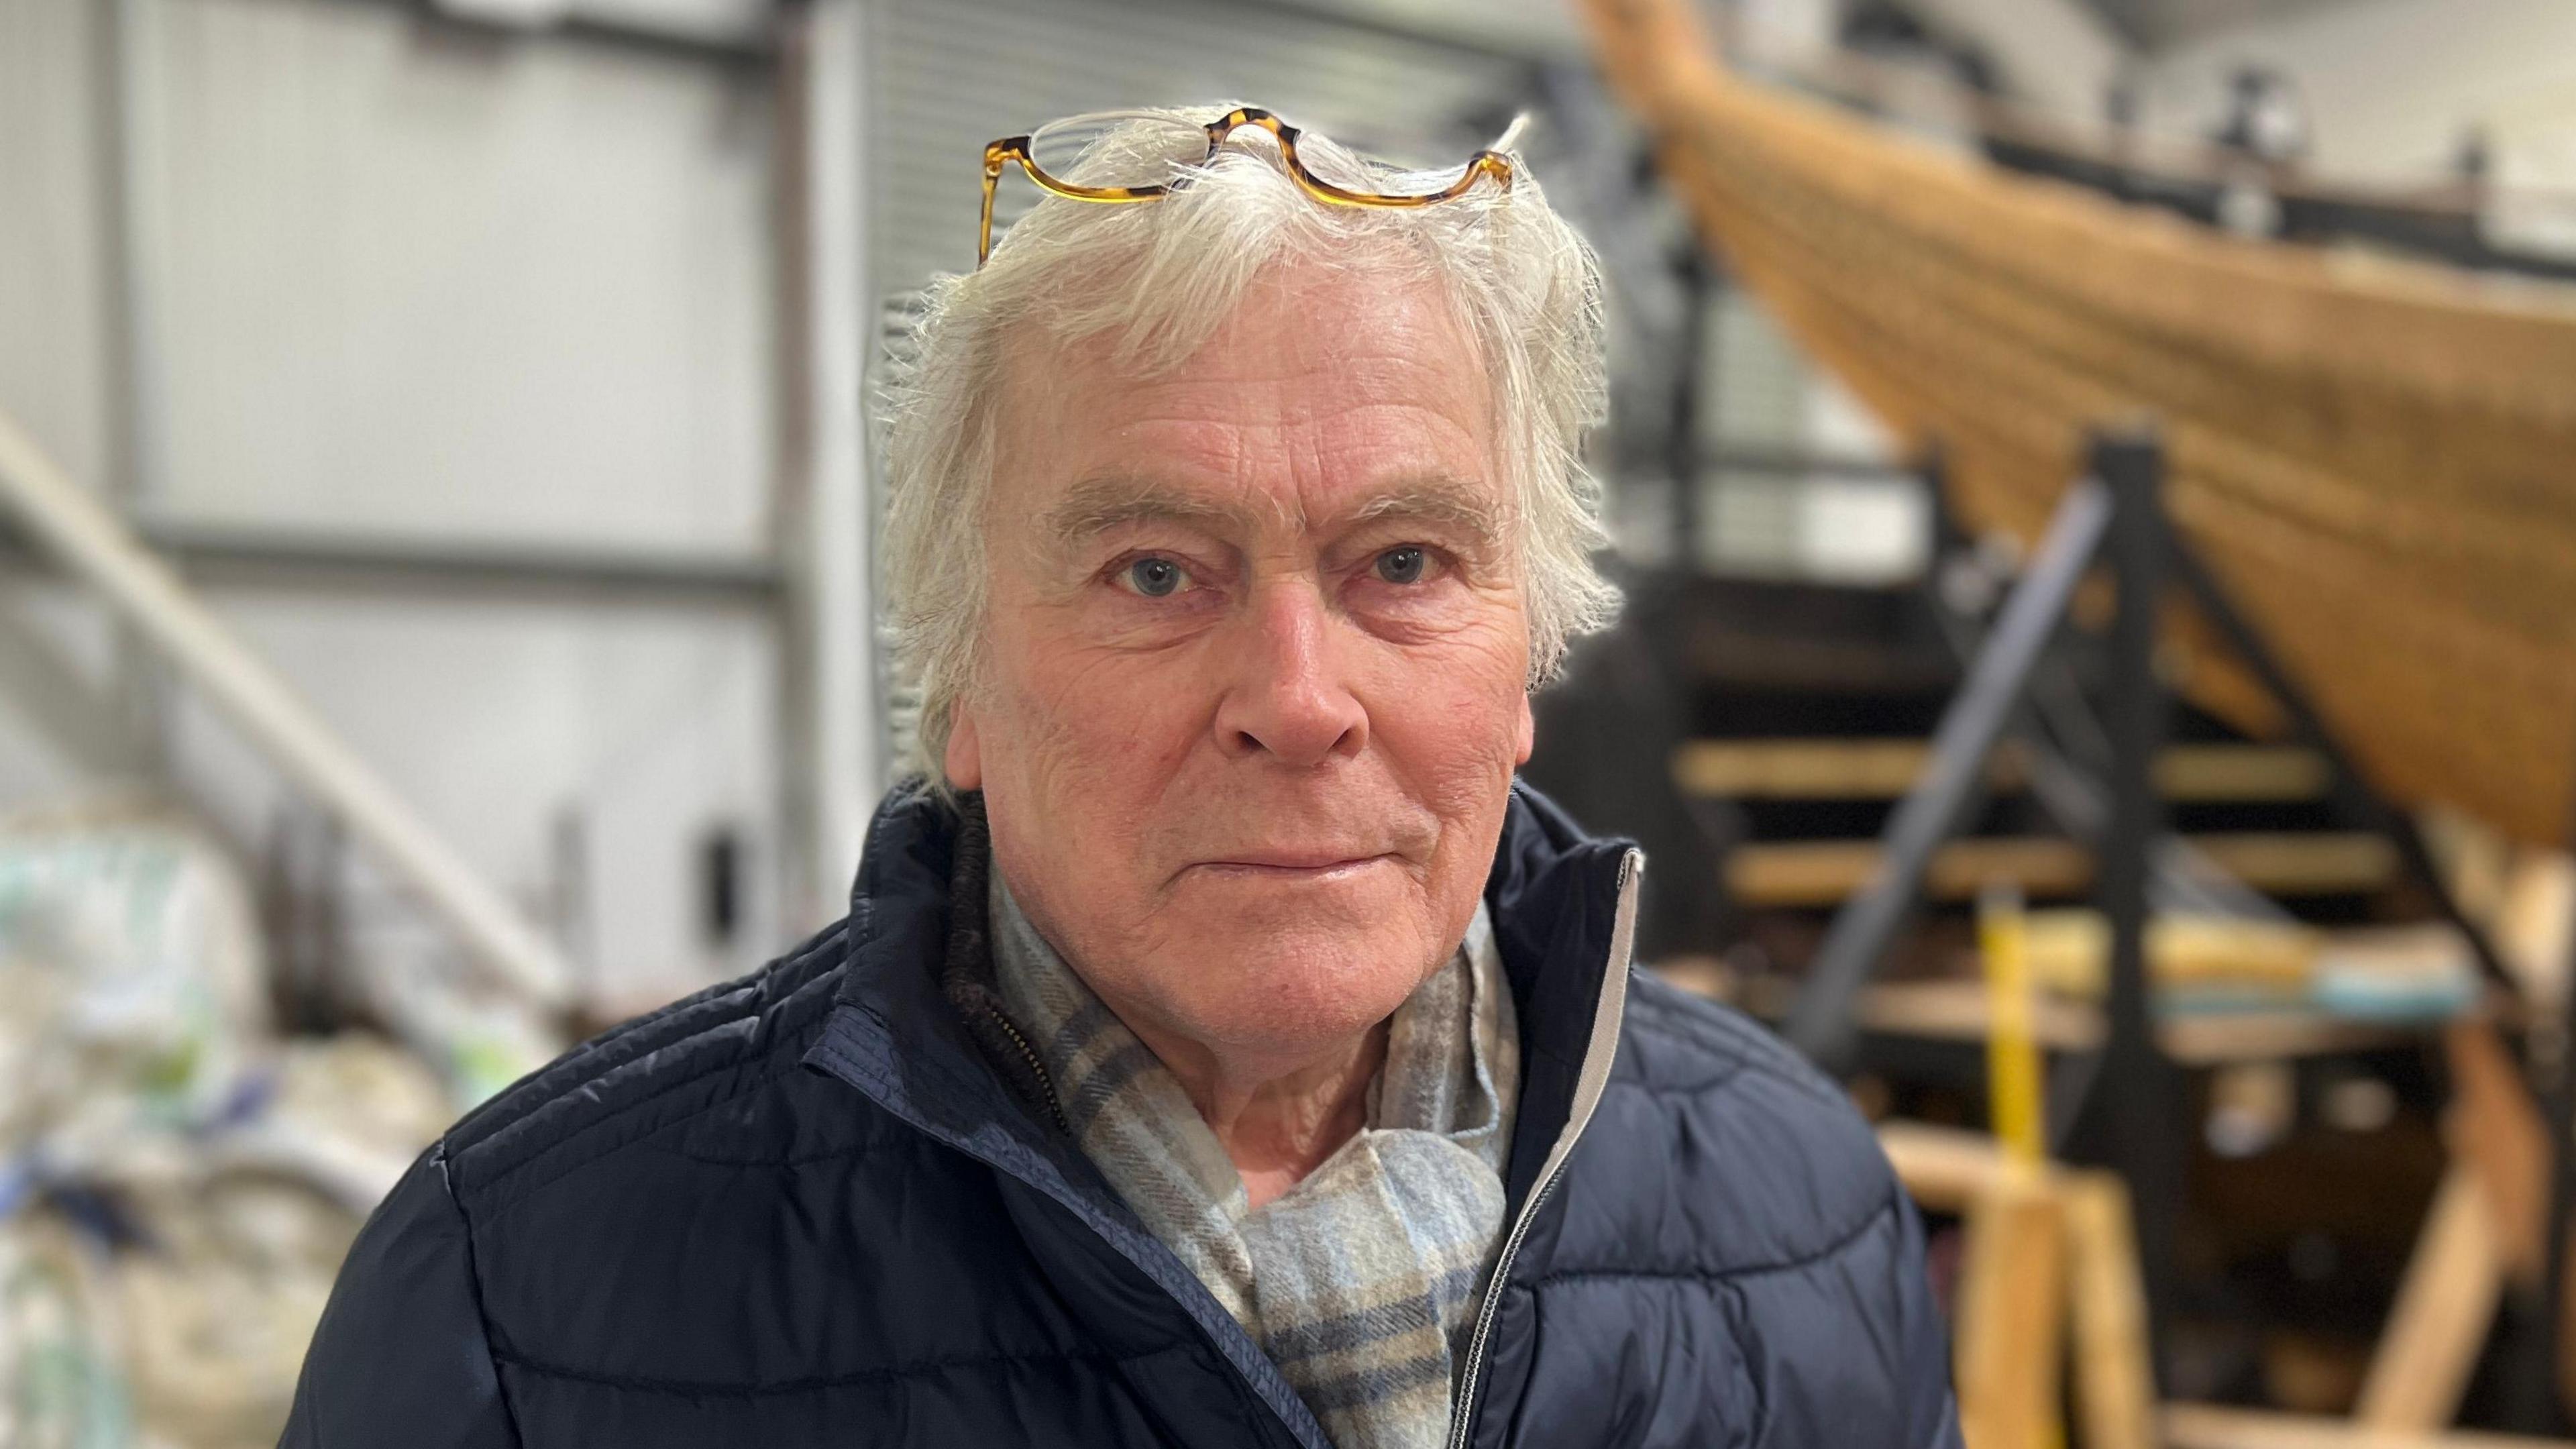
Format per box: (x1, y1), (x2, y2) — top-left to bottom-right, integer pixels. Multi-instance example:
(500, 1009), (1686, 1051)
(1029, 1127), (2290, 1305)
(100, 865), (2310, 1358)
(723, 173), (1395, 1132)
(1360, 621), (1531, 803)
(988, 636), (1211, 810)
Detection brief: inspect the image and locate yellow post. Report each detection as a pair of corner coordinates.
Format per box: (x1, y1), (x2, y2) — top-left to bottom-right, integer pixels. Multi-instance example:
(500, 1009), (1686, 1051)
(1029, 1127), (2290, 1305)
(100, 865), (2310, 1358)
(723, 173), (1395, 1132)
(1964, 883), (2066, 1449)
(1981, 883), (2046, 1168)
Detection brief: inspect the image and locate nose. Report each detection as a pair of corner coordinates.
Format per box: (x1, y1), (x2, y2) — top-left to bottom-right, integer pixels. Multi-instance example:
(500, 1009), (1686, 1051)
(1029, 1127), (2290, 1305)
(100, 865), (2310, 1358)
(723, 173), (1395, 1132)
(1212, 580), (1368, 767)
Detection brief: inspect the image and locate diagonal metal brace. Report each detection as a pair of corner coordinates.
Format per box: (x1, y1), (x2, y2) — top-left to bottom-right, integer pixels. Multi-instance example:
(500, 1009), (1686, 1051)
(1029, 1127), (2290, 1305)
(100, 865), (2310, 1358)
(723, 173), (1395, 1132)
(2166, 539), (2518, 997)
(1787, 478), (2116, 1068)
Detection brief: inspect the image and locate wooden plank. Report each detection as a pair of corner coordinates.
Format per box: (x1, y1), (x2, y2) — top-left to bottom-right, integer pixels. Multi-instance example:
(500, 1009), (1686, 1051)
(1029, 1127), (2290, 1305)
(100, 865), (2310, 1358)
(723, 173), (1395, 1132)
(2156, 1012), (2429, 1068)
(2356, 1161), (2507, 1433)
(2443, 1022), (2548, 1286)
(2159, 745), (2337, 803)
(1880, 1130), (2155, 1449)
(1725, 833), (2397, 908)
(1750, 975), (2434, 1064)
(1674, 738), (1952, 798)
(1730, 837), (2092, 907)
(1954, 1167), (2068, 1449)
(1860, 979), (2107, 1053)
(1878, 1120), (2014, 1214)
(2197, 835), (2402, 898)
(1672, 738), (2330, 802)
(2061, 1173), (2158, 1449)
(1879, 1132), (2548, 1449)
(2164, 1403), (2576, 1449)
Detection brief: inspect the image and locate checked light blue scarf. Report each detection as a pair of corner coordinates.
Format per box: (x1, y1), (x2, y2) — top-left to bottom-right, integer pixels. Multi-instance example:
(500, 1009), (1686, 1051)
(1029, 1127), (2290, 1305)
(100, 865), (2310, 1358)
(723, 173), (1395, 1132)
(990, 866), (1520, 1449)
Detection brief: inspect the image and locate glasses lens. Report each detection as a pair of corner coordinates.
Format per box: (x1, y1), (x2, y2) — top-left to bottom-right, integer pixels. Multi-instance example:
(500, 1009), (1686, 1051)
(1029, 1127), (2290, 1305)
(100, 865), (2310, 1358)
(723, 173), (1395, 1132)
(1358, 158), (1481, 199)
(1027, 113), (1208, 190)
(1279, 123), (1477, 199)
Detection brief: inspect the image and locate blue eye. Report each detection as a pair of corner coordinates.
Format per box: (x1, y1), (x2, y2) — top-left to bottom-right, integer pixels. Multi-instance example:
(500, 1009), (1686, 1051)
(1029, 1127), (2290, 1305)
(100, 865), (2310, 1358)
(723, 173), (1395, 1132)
(1126, 557), (1185, 597)
(1375, 546), (1428, 584)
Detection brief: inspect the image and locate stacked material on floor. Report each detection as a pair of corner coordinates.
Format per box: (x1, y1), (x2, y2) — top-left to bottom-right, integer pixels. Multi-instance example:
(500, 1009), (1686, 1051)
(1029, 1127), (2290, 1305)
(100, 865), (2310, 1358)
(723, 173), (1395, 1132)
(2021, 910), (2479, 1021)
(2023, 911), (2318, 1006)
(1580, 0), (2576, 845)
(0, 805), (462, 1449)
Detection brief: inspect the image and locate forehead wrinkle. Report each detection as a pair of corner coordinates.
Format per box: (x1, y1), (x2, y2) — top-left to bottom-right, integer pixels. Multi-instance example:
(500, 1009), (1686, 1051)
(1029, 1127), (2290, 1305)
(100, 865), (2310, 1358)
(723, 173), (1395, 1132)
(1039, 474), (1287, 551)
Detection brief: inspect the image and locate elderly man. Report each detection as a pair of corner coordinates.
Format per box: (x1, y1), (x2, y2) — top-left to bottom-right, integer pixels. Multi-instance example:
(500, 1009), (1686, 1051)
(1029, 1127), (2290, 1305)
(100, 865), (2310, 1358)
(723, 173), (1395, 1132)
(285, 107), (1957, 1449)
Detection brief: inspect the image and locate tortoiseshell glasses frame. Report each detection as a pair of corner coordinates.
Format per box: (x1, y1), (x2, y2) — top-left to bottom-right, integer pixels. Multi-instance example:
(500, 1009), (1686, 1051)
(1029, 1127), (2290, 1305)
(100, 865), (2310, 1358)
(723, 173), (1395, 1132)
(977, 105), (1518, 266)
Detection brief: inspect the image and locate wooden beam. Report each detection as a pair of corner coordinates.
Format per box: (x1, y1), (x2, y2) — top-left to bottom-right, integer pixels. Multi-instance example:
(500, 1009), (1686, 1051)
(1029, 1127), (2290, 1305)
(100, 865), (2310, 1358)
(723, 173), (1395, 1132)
(2198, 835), (2404, 898)
(1751, 976), (2438, 1065)
(1727, 833), (2398, 908)
(2159, 745), (2336, 804)
(1672, 738), (2331, 802)
(1880, 1126), (2160, 1449)
(1879, 1120), (2015, 1214)
(2164, 1403), (2576, 1449)
(1955, 1167), (2069, 1449)
(2443, 1022), (2549, 1287)
(1677, 738), (1956, 798)
(1731, 837), (2089, 907)
(2357, 1161), (2507, 1433)
(1884, 1122), (2544, 1449)
(2063, 1172), (2159, 1449)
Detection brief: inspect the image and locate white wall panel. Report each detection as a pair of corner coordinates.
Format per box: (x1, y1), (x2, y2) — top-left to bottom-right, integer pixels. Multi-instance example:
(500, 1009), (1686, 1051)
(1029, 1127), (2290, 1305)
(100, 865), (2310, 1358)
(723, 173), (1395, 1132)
(1908, 0), (2130, 119)
(167, 589), (778, 1000)
(135, 0), (775, 551)
(569, 0), (768, 42)
(0, 0), (115, 491)
(0, 582), (142, 806)
(1, 0), (800, 1011)
(2137, 0), (2576, 186)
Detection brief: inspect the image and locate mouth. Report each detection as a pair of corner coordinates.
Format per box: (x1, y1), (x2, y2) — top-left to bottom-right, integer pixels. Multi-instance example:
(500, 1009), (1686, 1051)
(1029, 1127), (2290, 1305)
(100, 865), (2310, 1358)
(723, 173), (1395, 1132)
(1183, 851), (1401, 883)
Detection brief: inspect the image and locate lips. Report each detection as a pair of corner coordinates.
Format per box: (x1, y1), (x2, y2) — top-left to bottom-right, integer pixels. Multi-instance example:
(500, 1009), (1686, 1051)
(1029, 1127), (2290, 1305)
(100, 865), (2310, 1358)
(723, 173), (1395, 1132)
(1185, 851), (1398, 877)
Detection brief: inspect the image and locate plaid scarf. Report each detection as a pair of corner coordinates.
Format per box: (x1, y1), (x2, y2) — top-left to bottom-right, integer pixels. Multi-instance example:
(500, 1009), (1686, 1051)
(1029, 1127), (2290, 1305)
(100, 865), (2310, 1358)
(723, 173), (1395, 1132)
(989, 867), (1519, 1449)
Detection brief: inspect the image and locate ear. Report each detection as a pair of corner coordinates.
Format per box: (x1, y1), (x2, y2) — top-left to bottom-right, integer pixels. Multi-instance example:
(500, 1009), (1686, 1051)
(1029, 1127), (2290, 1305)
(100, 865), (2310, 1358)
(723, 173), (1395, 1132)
(1513, 690), (1536, 767)
(944, 708), (985, 791)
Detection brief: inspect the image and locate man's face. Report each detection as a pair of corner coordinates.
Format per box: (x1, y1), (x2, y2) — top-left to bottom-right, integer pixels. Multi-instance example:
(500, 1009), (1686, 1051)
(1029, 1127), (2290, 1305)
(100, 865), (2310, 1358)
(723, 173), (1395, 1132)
(947, 260), (1532, 1075)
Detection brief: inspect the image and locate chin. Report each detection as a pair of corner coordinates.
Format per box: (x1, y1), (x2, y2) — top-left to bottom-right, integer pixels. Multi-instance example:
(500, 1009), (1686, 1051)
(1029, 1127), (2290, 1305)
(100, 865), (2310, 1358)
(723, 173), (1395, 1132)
(1156, 898), (1448, 1054)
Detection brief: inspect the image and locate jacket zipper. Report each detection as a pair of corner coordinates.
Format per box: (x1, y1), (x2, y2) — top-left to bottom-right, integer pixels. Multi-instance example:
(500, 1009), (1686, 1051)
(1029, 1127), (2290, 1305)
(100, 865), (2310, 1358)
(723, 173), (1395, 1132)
(985, 1009), (1073, 1136)
(1444, 1155), (1575, 1449)
(1444, 849), (1641, 1449)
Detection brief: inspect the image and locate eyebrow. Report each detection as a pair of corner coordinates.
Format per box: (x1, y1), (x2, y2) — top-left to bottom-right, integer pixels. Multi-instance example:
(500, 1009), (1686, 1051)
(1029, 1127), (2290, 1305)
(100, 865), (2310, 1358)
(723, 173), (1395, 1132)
(1349, 482), (1505, 549)
(1040, 476), (1265, 547)
(1039, 474), (1504, 553)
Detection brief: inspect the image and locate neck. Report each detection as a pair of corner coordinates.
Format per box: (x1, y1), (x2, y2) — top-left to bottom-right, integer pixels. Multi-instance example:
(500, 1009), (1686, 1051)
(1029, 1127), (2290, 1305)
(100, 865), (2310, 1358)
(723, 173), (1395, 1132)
(1130, 1019), (1390, 1212)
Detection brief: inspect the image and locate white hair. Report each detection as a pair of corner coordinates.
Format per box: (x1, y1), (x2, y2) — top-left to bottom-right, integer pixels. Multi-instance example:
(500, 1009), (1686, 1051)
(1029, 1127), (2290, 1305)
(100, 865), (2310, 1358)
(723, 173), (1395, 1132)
(879, 105), (1621, 787)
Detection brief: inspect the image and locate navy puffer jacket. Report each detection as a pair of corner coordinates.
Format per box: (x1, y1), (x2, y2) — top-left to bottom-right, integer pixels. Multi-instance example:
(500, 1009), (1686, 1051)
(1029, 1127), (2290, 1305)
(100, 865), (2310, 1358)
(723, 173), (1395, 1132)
(283, 782), (1960, 1448)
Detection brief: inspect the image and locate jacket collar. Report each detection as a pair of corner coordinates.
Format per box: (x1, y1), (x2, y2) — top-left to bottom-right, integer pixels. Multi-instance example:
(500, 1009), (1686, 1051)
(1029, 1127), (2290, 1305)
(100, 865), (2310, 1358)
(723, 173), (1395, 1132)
(1477, 783), (1637, 1210)
(807, 781), (1631, 1174)
(798, 780), (1638, 1443)
(800, 781), (1328, 1445)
